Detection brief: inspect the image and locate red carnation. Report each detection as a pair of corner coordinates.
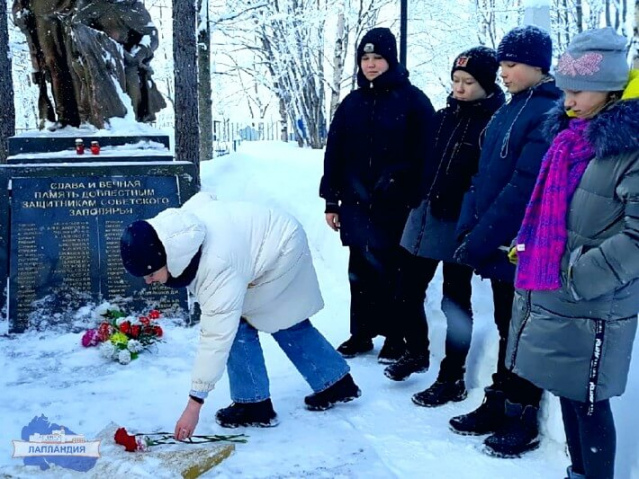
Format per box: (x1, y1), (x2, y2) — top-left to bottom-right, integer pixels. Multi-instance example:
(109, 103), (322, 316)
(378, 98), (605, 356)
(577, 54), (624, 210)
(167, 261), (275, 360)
(97, 322), (112, 342)
(148, 310), (161, 320)
(139, 317), (150, 326)
(114, 427), (138, 452)
(119, 321), (131, 334)
(130, 325), (141, 338)
(153, 326), (163, 338)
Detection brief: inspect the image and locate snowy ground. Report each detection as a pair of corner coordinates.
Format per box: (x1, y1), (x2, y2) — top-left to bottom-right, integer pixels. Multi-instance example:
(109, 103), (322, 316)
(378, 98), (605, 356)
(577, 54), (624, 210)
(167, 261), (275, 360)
(1, 141), (638, 478)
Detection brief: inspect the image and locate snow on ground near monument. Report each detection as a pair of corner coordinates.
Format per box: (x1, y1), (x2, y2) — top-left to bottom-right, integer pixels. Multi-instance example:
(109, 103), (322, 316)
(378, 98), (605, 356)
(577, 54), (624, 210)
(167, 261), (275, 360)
(1, 140), (638, 478)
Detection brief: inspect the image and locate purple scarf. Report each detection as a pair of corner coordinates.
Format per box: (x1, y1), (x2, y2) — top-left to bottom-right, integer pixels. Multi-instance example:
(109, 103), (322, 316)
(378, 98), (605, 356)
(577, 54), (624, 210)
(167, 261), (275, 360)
(515, 118), (595, 290)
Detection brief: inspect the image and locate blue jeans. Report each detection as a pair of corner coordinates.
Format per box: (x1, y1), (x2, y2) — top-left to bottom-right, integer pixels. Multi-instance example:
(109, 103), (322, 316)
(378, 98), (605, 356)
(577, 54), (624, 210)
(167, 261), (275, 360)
(227, 318), (350, 403)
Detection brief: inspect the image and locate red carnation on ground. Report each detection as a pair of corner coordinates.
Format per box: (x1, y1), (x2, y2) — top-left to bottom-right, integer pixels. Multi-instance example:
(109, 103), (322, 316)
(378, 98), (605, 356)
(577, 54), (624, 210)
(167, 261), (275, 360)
(149, 310), (161, 320)
(114, 427), (139, 452)
(97, 322), (112, 342)
(153, 326), (163, 337)
(113, 427), (247, 453)
(119, 321), (131, 334)
(130, 325), (141, 338)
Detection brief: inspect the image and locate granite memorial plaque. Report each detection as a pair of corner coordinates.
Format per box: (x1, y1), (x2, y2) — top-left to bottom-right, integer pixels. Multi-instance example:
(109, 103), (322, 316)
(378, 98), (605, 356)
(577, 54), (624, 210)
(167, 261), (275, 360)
(8, 175), (187, 332)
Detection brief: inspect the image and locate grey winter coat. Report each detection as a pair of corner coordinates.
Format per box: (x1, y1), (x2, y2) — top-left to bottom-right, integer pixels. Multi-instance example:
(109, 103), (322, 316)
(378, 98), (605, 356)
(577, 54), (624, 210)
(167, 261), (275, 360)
(507, 99), (639, 404)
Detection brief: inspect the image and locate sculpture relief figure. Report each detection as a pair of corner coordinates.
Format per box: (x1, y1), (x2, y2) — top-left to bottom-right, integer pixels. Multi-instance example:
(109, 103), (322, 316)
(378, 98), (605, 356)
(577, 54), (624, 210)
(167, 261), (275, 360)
(12, 0), (166, 130)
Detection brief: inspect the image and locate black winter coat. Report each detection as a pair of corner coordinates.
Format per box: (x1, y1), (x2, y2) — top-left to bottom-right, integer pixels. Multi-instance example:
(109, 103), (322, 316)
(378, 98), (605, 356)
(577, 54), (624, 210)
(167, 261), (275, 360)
(456, 78), (562, 281)
(401, 89), (505, 261)
(424, 90), (506, 220)
(320, 64), (435, 249)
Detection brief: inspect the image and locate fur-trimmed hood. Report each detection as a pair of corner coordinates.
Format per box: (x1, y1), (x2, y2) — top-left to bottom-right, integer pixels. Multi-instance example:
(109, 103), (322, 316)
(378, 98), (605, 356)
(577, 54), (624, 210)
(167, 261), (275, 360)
(544, 98), (639, 158)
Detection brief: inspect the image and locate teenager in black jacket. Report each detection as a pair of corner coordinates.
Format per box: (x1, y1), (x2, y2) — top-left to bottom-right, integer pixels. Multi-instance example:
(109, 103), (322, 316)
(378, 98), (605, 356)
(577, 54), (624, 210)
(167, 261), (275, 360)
(319, 27), (435, 363)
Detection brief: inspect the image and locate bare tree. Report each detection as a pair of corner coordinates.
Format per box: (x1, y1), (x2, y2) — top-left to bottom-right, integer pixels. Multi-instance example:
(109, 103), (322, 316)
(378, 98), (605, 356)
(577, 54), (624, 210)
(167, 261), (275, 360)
(0, 1), (15, 163)
(634, 0), (639, 67)
(174, 0), (201, 186)
(329, 2), (346, 120)
(217, 0), (328, 148)
(198, 0), (213, 161)
(575, 0), (584, 31)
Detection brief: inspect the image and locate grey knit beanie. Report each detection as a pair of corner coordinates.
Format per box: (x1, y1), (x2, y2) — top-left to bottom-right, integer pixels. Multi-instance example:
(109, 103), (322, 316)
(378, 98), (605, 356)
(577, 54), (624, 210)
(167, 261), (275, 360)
(555, 27), (629, 92)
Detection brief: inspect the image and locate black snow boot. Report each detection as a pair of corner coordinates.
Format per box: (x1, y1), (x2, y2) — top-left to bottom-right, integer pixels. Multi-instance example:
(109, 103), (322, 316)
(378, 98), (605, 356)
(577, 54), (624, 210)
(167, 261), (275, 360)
(377, 337), (406, 364)
(449, 388), (506, 436)
(412, 378), (467, 407)
(215, 399), (278, 428)
(337, 336), (374, 358)
(383, 352), (429, 381)
(565, 466), (586, 479)
(305, 373), (362, 411)
(483, 400), (540, 458)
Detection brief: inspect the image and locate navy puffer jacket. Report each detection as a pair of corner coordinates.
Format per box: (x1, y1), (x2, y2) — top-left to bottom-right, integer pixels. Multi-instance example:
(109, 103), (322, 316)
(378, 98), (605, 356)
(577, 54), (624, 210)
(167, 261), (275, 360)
(456, 78), (562, 280)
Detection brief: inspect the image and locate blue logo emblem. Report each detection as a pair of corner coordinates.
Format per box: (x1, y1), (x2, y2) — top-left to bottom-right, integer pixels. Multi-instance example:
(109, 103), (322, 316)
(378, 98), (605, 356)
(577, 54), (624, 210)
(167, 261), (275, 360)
(12, 415), (100, 472)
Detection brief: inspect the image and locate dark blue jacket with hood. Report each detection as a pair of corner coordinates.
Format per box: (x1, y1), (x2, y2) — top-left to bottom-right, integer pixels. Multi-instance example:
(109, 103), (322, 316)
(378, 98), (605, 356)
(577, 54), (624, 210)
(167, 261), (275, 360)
(456, 78), (562, 280)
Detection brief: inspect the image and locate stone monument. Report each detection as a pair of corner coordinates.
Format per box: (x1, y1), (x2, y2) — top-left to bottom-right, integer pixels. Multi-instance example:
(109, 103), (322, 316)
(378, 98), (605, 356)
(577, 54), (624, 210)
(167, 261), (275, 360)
(2, 2), (198, 333)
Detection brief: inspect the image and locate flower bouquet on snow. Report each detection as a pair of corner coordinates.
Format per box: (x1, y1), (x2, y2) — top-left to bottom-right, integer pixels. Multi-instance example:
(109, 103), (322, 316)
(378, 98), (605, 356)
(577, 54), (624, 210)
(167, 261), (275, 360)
(81, 306), (163, 365)
(114, 427), (248, 452)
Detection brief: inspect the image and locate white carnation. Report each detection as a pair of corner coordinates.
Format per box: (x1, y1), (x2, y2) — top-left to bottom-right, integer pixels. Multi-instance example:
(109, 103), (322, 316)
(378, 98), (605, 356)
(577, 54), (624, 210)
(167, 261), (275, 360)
(118, 349), (132, 365)
(127, 340), (143, 353)
(99, 341), (116, 359)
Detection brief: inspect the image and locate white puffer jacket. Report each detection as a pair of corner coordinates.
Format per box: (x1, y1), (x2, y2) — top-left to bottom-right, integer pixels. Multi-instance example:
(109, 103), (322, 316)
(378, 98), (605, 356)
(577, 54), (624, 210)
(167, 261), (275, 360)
(147, 192), (324, 394)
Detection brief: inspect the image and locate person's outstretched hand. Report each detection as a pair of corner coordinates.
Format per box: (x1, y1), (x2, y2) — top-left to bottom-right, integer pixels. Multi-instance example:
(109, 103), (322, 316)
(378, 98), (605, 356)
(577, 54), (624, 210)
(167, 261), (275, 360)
(325, 213), (340, 231)
(174, 398), (202, 440)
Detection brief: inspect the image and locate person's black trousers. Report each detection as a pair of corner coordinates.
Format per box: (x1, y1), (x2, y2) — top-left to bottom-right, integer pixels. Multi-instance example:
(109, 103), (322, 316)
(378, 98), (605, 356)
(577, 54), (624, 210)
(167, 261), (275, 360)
(560, 397), (616, 479)
(396, 250), (474, 379)
(347, 245), (403, 340)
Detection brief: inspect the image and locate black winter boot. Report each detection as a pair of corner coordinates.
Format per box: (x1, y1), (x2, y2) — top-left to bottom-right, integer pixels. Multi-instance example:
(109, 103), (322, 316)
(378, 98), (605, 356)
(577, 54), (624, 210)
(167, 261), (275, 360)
(377, 337), (406, 364)
(565, 466), (586, 479)
(337, 336), (374, 358)
(449, 388), (506, 436)
(215, 399), (278, 428)
(483, 400), (540, 458)
(384, 352), (429, 381)
(412, 378), (467, 407)
(305, 373), (361, 411)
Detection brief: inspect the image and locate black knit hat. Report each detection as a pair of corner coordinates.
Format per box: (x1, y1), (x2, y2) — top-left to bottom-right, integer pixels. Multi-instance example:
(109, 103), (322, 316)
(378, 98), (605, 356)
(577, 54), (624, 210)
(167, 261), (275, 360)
(451, 46), (499, 93)
(120, 220), (167, 277)
(357, 27), (398, 68)
(497, 25), (553, 73)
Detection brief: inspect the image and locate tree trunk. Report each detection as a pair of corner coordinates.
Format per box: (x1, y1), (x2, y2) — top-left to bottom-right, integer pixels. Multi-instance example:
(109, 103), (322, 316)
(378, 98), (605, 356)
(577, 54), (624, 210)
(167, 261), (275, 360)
(576, 0), (584, 32)
(329, 6), (346, 121)
(174, 0), (201, 187)
(634, 0), (639, 68)
(0, 2), (15, 163)
(197, 0), (213, 162)
(562, 0), (571, 47)
(279, 96), (288, 142)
